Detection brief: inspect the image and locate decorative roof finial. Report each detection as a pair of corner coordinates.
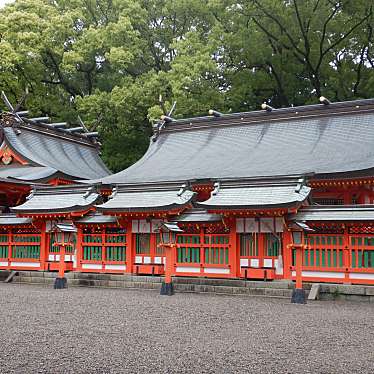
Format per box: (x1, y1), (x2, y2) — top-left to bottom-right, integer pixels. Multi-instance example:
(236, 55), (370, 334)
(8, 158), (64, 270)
(261, 103), (274, 112)
(208, 109), (222, 117)
(319, 96), (331, 105)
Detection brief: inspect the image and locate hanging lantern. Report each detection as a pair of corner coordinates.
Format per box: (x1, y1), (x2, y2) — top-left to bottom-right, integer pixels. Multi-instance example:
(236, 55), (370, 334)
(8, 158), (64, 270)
(157, 222), (183, 247)
(52, 223), (77, 248)
(51, 222), (77, 289)
(156, 222), (183, 297)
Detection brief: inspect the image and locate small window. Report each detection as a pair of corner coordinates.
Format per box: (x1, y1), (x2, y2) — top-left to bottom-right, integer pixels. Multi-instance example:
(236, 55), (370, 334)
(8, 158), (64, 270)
(265, 233), (281, 257)
(135, 233), (151, 254)
(239, 233), (258, 257)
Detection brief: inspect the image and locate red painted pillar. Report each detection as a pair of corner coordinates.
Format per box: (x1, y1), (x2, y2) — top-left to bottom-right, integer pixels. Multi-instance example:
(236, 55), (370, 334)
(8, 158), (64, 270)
(160, 243), (175, 295)
(39, 221), (47, 271)
(343, 225), (350, 284)
(101, 229), (106, 270)
(229, 218), (239, 278)
(164, 245), (173, 284)
(58, 243), (66, 278)
(283, 230), (292, 280)
(295, 246), (303, 289)
(258, 233), (265, 268)
(126, 220), (133, 274)
(200, 225), (205, 272)
(76, 227), (83, 272)
(343, 191), (351, 205)
(7, 228), (11, 271)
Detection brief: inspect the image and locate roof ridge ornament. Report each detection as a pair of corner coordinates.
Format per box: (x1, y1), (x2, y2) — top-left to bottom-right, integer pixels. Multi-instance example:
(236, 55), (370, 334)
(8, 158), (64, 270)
(26, 188), (35, 201)
(108, 186), (118, 199)
(212, 182), (220, 196)
(261, 103), (274, 112)
(295, 178), (305, 193)
(83, 186), (95, 199)
(1, 91), (100, 144)
(208, 109), (222, 117)
(152, 98), (177, 141)
(319, 96), (331, 105)
(177, 183), (187, 196)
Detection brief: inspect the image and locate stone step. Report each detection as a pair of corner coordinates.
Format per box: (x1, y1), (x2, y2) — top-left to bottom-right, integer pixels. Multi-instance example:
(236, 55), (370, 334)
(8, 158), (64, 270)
(9, 271), (294, 298)
(173, 277), (247, 287)
(6, 270), (374, 302)
(8, 271), (293, 288)
(173, 283), (293, 298)
(0, 271), (11, 281)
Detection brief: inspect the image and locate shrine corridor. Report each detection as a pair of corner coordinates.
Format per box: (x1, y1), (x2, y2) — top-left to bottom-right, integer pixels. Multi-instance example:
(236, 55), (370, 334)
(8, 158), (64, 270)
(0, 284), (373, 374)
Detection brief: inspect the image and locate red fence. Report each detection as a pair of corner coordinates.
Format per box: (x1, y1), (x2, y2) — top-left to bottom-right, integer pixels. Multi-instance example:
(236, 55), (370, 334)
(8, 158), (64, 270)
(174, 232), (232, 277)
(290, 234), (374, 284)
(77, 227), (127, 273)
(0, 228), (42, 270)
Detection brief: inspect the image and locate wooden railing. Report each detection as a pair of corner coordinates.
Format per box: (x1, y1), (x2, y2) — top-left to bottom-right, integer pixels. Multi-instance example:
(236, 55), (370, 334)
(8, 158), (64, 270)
(79, 228), (127, 272)
(174, 233), (231, 277)
(290, 234), (374, 283)
(350, 235), (374, 270)
(0, 229), (42, 269)
(293, 234), (345, 271)
(82, 233), (126, 262)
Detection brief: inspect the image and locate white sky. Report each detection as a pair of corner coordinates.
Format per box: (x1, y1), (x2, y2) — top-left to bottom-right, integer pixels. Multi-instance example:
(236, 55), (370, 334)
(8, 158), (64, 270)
(0, 0), (14, 8)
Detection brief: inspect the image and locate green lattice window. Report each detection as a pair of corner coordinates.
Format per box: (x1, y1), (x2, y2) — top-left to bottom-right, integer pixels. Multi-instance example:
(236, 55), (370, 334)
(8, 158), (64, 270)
(135, 233), (151, 254)
(239, 233), (258, 257)
(265, 233), (281, 256)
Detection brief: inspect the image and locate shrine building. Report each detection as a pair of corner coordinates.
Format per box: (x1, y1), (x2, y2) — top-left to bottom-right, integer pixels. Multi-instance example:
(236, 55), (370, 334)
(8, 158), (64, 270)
(1, 94), (374, 285)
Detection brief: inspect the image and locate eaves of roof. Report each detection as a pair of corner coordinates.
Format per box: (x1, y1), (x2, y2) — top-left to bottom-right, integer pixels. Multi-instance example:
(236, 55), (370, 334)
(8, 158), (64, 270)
(11, 185), (100, 214)
(289, 205), (374, 221)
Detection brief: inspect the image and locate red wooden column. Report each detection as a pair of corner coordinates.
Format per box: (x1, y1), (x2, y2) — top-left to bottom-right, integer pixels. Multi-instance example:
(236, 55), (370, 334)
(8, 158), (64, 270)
(258, 233), (265, 269)
(58, 242), (66, 279)
(125, 220), (134, 274)
(343, 225), (350, 284)
(295, 246), (303, 289)
(343, 191), (351, 204)
(7, 228), (11, 271)
(164, 245), (174, 283)
(75, 227), (83, 272)
(39, 222), (48, 271)
(101, 229), (106, 269)
(282, 230), (293, 280)
(200, 225), (205, 269)
(228, 218), (239, 278)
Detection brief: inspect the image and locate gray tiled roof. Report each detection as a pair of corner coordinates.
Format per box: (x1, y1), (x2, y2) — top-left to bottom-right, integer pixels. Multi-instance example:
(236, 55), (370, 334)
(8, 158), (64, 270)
(11, 186), (99, 213)
(97, 103), (374, 184)
(0, 214), (32, 225)
(172, 208), (222, 222)
(97, 184), (195, 212)
(3, 126), (110, 180)
(0, 166), (57, 181)
(290, 205), (374, 221)
(197, 179), (311, 209)
(76, 213), (117, 224)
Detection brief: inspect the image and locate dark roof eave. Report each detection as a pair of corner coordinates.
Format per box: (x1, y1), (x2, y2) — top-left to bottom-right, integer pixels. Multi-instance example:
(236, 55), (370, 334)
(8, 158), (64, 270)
(311, 168), (374, 180)
(196, 201), (304, 210)
(97, 203), (191, 213)
(163, 98), (374, 130)
(11, 205), (94, 215)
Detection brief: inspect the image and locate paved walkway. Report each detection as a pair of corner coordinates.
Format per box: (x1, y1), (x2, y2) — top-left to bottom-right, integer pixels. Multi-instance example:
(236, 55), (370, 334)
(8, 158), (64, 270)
(0, 283), (373, 373)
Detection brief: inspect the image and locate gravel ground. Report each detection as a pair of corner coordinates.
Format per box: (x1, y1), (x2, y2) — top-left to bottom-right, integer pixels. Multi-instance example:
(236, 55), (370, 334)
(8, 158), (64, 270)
(0, 284), (373, 374)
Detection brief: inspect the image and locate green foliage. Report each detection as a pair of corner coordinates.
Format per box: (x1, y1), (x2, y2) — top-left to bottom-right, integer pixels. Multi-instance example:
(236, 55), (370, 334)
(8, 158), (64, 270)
(0, 0), (373, 172)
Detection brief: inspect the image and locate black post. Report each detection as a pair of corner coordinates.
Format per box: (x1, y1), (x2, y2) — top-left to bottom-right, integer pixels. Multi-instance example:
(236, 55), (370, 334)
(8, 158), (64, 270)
(54, 277), (67, 289)
(160, 282), (174, 296)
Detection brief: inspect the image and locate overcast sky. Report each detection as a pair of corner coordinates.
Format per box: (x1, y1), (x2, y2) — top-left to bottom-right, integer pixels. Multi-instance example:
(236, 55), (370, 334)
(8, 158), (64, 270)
(0, 0), (14, 8)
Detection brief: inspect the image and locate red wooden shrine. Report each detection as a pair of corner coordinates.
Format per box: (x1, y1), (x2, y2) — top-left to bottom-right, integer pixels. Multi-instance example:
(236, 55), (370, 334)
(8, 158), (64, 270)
(1, 95), (374, 285)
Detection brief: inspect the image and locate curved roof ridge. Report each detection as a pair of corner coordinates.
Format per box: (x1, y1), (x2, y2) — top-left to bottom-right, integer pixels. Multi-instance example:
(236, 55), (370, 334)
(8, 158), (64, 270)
(96, 99), (374, 185)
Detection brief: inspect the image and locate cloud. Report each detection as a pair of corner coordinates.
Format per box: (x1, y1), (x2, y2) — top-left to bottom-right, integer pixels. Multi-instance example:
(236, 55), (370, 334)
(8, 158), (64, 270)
(0, 0), (14, 8)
